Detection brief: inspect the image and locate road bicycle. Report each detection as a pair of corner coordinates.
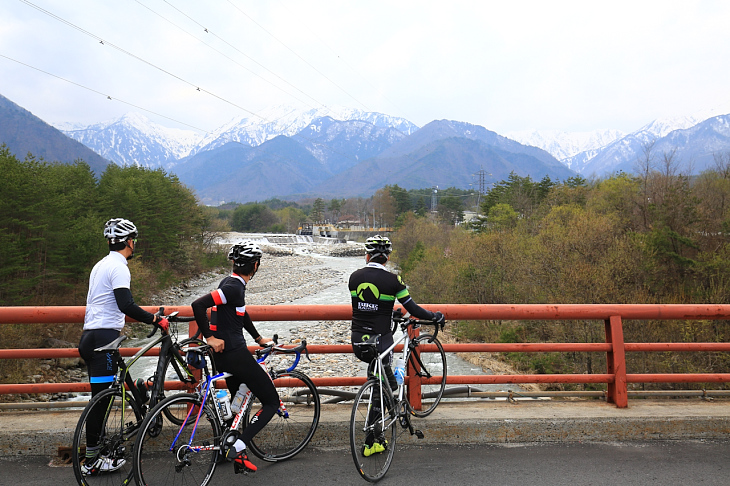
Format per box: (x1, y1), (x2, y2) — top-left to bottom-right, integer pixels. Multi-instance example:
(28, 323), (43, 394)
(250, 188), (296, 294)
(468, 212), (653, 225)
(132, 336), (320, 486)
(72, 309), (210, 486)
(350, 310), (447, 482)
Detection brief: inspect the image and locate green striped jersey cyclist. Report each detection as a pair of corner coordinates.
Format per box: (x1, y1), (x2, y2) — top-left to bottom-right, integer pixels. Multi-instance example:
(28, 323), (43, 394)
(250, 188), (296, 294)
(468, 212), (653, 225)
(349, 235), (445, 389)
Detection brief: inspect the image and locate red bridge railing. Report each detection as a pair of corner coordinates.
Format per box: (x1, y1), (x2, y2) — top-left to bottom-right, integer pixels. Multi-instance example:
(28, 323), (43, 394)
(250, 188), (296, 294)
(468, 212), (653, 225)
(2, 304), (730, 408)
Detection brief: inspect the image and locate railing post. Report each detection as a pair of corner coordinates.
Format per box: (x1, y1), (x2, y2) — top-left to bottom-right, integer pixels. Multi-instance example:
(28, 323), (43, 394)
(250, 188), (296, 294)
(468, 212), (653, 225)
(406, 325), (422, 410)
(605, 315), (628, 407)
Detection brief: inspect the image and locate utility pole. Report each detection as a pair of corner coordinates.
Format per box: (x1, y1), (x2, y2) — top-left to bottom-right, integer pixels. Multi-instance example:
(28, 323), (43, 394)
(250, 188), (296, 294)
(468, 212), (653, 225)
(431, 186), (439, 214)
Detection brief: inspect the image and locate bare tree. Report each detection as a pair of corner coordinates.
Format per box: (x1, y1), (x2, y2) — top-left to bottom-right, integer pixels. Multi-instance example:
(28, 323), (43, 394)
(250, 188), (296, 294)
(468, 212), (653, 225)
(636, 140), (656, 230)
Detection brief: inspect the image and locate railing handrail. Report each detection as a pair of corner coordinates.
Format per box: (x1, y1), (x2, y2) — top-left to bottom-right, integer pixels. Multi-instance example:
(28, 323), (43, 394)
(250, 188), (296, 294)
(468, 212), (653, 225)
(3, 303), (730, 323)
(3, 304), (730, 409)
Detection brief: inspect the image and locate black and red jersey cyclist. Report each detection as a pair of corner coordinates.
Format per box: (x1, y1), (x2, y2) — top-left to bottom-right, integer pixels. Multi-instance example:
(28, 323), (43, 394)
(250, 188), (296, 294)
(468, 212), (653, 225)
(349, 234), (444, 456)
(191, 241), (278, 474)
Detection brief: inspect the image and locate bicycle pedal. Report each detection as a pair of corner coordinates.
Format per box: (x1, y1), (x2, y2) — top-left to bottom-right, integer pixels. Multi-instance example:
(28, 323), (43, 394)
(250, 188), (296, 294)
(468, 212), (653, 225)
(233, 462), (248, 475)
(415, 429), (424, 439)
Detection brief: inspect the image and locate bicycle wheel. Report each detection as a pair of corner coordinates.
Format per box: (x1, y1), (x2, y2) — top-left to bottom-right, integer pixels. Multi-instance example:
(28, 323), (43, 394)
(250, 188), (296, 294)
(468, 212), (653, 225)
(409, 334), (447, 418)
(350, 379), (397, 483)
(133, 393), (221, 486)
(245, 370), (320, 462)
(72, 387), (142, 486)
(159, 339), (215, 425)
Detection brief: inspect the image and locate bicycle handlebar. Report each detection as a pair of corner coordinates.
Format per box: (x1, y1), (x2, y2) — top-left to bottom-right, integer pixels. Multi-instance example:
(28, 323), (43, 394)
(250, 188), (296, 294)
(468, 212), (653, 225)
(146, 307), (201, 339)
(391, 310), (446, 342)
(255, 335), (310, 361)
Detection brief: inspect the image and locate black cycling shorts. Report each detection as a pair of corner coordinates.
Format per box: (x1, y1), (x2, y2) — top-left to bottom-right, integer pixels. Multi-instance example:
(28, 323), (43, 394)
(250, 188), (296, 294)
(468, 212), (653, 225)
(78, 329), (121, 385)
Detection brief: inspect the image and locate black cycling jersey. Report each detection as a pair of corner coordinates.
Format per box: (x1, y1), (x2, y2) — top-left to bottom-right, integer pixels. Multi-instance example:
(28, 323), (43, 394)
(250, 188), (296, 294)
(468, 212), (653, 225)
(191, 273), (261, 351)
(349, 262), (434, 335)
(191, 271), (277, 446)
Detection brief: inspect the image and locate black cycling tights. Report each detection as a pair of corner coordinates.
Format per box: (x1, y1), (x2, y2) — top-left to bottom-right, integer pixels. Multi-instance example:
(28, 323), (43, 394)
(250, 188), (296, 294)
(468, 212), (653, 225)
(214, 347), (280, 445)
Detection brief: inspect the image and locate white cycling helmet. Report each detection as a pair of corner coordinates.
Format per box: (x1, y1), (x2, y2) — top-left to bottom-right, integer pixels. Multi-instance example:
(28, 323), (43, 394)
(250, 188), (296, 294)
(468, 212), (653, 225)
(104, 218), (138, 244)
(365, 235), (392, 257)
(228, 241), (263, 265)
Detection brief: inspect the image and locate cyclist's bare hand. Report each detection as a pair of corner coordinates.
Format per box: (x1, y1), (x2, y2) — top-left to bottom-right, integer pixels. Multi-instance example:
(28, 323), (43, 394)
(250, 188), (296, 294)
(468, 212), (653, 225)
(206, 335), (225, 353)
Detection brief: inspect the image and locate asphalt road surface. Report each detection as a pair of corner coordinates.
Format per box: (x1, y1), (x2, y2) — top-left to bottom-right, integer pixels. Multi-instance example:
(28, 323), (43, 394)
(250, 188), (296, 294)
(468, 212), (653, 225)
(2, 441), (729, 485)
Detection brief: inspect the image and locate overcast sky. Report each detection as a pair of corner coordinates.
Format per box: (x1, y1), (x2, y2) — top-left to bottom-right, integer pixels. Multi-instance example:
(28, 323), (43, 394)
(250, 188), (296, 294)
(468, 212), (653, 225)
(2, 0), (730, 136)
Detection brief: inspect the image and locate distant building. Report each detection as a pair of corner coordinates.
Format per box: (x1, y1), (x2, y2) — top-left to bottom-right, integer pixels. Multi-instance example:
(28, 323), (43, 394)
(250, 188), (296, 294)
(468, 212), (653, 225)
(460, 210), (479, 225)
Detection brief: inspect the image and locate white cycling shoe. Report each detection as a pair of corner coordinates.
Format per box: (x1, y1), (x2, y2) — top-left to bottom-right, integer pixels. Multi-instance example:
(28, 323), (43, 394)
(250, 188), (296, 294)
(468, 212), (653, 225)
(81, 456), (126, 475)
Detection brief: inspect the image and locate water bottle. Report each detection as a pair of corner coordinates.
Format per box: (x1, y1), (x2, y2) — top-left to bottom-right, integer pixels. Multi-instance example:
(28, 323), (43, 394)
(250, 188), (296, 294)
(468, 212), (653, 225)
(216, 389), (232, 420)
(394, 358), (406, 385)
(230, 383), (249, 414)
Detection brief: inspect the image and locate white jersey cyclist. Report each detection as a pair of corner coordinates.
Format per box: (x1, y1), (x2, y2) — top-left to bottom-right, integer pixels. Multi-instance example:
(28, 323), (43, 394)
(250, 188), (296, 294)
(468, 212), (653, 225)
(84, 251), (134, 331)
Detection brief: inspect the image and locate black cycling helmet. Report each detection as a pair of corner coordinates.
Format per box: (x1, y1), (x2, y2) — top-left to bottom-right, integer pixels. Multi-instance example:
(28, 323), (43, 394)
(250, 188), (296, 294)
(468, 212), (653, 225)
(104, 218), (138, 244)
(365, 234), (392, 258)
(228, 241), (263, 265)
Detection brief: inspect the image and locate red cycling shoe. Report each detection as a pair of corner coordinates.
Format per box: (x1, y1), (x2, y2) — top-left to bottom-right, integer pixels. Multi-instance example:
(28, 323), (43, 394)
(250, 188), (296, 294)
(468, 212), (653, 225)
(233, 452), (257, 474)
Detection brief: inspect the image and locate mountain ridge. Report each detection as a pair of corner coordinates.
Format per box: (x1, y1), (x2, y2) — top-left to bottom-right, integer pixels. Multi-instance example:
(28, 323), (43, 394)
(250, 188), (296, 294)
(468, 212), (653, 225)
(0, 93), (110, 174)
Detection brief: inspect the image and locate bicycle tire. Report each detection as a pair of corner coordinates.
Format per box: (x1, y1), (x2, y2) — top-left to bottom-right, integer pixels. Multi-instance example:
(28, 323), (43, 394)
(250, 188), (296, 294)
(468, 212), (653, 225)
(158, 338), (215, 425)
(72, 387), (142, 486)
(408, 333), (447, 418)
(133, 393), (221, 486)
(350, 379), (397, 483)
(245, 370), (320, 462)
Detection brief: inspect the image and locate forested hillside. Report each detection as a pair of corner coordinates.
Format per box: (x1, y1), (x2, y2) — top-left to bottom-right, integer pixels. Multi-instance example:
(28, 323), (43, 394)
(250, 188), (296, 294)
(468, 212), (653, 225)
(391, 154), (730, 388)
(0, 145), (223, 307)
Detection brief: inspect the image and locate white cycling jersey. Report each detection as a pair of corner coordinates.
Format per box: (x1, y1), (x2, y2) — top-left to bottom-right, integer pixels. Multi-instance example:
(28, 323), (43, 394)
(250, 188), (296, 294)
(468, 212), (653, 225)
(83, 251), (130, 331)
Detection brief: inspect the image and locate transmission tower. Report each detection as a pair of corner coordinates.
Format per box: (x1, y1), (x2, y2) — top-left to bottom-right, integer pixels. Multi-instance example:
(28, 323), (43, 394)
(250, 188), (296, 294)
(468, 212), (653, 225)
(473, 167), (489, 214)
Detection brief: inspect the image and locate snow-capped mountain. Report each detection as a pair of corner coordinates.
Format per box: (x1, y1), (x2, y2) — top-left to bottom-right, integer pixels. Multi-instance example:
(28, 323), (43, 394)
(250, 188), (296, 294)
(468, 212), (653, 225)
(56, 106), (419, 168)
(295, 116), (408, 174)
(506, 128), (625, 163)
(58, 112), (201, 168)
(48, 98), (730, 186)
(563, 115), (719, 176)
(190, 105), (418, 155)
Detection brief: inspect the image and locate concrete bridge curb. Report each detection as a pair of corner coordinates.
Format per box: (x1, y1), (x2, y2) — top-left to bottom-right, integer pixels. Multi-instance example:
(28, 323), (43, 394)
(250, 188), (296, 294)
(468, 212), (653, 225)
(2, 399), (730, 457)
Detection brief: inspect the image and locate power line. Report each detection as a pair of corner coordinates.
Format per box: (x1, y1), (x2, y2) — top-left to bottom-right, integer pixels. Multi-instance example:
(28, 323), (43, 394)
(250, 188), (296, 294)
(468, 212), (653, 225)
(140, 0), (323, 110)
(225, 0), (371, 112)
(274, 0), (412, 122)
(0, 53), (211, 133)
(19, 0), (265, 121)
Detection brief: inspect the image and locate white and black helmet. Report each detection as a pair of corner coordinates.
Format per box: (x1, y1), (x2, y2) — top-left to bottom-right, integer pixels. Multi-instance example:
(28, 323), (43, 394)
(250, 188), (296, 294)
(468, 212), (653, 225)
(228, 241), (263, 265)
(365, 235), (392, 257)
(104, 218), (138, 244)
